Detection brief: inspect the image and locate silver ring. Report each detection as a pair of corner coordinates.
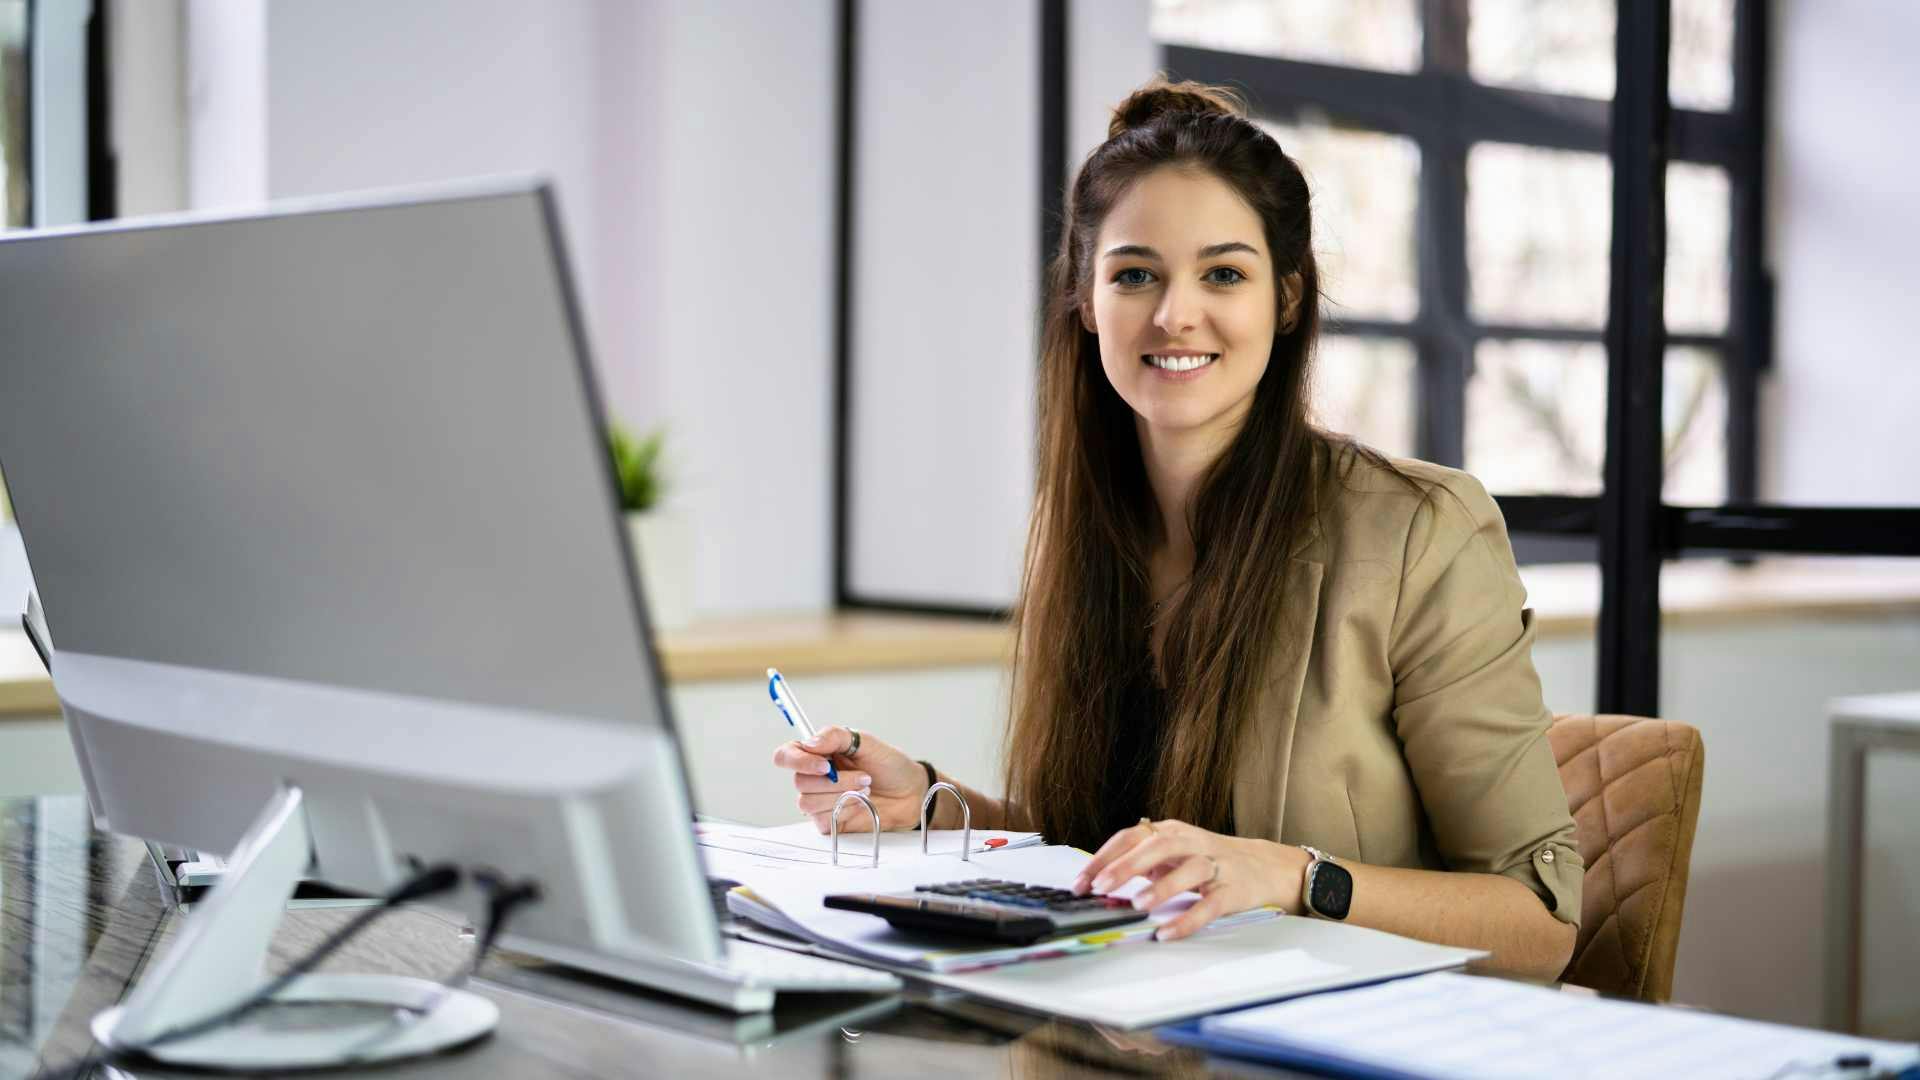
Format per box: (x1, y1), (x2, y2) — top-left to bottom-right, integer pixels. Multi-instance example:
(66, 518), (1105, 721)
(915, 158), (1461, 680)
(847, 728), (861, 756)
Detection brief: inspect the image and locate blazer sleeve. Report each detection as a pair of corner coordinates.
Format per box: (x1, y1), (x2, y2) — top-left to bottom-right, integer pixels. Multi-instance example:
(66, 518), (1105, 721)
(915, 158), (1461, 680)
(1387, 471), (1584, 928)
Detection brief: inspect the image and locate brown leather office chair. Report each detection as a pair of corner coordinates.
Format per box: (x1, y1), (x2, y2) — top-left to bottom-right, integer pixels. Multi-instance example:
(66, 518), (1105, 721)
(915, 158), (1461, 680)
(1548, 714), (1705, 1002)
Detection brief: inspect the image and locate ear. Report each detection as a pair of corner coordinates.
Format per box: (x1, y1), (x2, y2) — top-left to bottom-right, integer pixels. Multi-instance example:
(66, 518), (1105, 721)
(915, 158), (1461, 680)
(1277, 271), (1305, 334)
(1078, 299), (1097, 335)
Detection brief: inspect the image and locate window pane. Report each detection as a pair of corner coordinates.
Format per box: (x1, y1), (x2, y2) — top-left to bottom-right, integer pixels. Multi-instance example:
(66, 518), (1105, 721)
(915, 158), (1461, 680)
(1312, 335), (1417, 457)
(1671, 0), (1734, 112)
(1, 0), (28, 228)
(1469, 0), (1615, 101)
(1263, 119), (1420, 322)
(1667, 162), (1730, 334)
(1469, 340), (1729, 500)
(1662, 346), (1726, 506)
(1468, 142), (1610, 328)
(1151, 0), (1421, 74)
(1467, 340), (1606, 495)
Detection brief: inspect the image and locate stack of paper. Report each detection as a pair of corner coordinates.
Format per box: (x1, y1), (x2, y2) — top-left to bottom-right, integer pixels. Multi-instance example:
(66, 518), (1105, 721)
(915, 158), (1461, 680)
(695, 820), (1042, 869)
(704, 839), (1276, 974)
(1170, 971), (1920, 1079)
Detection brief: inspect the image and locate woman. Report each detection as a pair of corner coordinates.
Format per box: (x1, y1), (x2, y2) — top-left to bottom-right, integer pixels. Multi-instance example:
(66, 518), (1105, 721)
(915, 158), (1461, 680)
(772, 78), (1581, 979)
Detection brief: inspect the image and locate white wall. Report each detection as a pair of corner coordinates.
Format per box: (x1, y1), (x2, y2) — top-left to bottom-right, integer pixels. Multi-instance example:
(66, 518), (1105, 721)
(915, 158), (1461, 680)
(109, 0), (185, 216)
(180, 0), (836, 617)
(1764, 0), (1920, 505)
(654, 0), (837, 617)
(845, 4), (1040, 607)
(844, 2), (1157, 608)
(183, 0), (263, 209)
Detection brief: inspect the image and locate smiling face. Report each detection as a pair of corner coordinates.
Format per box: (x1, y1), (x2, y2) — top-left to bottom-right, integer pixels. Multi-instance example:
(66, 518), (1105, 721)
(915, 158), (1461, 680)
(1081, 165), (1284, 446)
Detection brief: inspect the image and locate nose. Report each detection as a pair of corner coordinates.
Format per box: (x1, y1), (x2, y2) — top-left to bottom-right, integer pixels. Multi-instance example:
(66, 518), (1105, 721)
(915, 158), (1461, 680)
(1153, 278), (1200, 338)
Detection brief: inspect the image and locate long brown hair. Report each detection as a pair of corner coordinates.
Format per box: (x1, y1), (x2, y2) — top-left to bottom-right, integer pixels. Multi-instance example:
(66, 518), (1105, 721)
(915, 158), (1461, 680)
(1005, 77), (1346, 850)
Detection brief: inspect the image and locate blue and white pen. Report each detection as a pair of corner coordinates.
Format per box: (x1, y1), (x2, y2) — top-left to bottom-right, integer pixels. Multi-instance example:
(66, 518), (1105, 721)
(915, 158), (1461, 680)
(768, 667), (837, 783)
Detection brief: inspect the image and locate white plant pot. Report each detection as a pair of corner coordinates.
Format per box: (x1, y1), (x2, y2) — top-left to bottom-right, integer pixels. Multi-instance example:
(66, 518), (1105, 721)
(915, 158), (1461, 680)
(626, 509), (694, 632)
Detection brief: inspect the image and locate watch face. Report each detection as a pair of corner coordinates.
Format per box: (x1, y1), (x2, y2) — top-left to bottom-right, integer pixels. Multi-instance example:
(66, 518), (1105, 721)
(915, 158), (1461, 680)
(1309, 860), (1354, 920)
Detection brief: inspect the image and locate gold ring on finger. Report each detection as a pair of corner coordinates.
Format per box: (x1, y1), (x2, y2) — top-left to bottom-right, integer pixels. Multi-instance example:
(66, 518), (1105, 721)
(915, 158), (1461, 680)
(1138, 817), (1156, 835)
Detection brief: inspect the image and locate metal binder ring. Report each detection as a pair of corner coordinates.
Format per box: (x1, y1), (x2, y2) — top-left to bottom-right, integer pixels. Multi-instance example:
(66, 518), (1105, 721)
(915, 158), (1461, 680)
(830, 790), (881, 868)
(919, 782), (973, 862)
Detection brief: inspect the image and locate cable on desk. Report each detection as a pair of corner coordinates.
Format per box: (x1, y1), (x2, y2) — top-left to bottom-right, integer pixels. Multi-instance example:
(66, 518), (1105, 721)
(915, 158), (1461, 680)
(32, 862), (463, 1080)
(315, 863), (545, 1066)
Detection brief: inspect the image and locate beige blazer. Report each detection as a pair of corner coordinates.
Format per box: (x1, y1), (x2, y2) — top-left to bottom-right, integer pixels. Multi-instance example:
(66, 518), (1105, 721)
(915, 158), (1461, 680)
(1233, 449), (1583, 927)
(940, 449), (1584, 925)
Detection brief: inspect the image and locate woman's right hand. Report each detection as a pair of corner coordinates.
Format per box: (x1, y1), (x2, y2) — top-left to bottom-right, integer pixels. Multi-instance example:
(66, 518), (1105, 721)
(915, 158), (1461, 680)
(771, 726), (928, 833)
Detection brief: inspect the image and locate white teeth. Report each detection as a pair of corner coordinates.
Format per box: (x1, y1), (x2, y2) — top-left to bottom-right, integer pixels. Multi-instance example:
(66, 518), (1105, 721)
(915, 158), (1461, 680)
(1146, 354), (1218, 372)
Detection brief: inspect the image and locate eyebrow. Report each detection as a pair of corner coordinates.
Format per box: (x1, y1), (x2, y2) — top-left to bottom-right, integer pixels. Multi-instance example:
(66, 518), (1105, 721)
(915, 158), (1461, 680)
(1102, 241), (1261, 261)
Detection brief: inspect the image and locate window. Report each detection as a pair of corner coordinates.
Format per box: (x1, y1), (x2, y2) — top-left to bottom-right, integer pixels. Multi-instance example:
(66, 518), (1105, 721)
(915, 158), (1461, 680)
(1155, 0), (1748, 523)
(1, 0), (28, 531)
(0, 0), (25, 230)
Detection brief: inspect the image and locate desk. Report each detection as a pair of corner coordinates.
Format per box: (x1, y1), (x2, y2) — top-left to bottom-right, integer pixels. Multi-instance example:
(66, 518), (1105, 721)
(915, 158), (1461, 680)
(1825, 691), (1920, 1034)
(0, 795), (1253, 1078)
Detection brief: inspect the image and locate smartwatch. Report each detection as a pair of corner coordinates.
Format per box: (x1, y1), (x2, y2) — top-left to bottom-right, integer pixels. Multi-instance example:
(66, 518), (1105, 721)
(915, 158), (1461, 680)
(1300, 846), (1353, 921)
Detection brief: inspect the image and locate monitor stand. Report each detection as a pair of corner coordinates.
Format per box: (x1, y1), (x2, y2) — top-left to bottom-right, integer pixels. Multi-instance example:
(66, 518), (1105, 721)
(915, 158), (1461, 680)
(144, 841), (385, 913)
(93, 785), (497, 1071)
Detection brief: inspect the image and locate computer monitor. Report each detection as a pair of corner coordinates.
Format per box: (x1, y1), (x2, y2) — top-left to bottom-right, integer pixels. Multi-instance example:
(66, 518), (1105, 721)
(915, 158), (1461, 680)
(0, 180), (892, 1070)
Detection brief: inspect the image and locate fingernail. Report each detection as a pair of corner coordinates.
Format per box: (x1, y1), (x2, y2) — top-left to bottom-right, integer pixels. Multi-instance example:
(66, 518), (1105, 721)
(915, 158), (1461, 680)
(1091, 876), (1111, 894)
(1070, 876), (1088, 895)
(816, 760), (832, 774)
(858, 774), (872, 788)
(802, 735), (823, 747)
(1152, 928), (1167, 942)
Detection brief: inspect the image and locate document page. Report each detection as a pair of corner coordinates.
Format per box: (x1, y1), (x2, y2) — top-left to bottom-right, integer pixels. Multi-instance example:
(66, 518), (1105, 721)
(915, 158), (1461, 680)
(1202, 971), (1920, 1080)
(695, 820), (1040, 869)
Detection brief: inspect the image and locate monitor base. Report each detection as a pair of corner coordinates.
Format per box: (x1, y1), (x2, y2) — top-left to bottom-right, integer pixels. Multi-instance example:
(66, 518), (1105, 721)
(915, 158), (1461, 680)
(92, 973), (496, 1070)
(95, 785), (497, 1070)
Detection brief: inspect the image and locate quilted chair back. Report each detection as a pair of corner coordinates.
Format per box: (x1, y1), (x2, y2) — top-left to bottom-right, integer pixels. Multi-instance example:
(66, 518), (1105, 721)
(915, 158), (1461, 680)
(1548, 714), (1706, 1001)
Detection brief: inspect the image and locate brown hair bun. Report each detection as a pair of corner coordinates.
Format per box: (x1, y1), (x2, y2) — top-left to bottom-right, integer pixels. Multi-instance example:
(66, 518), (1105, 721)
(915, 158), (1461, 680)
(1106, 75), (1249, 139)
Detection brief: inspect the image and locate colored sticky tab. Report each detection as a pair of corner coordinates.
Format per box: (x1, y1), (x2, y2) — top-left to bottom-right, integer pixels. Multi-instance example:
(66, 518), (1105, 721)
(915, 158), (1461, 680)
(984, 837), (1008, 848)
(1076, 930), (1129, 946)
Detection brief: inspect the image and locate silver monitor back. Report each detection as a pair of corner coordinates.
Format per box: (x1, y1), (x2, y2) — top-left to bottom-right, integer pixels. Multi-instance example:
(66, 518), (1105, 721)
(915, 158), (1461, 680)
(0, 181), (722, 976)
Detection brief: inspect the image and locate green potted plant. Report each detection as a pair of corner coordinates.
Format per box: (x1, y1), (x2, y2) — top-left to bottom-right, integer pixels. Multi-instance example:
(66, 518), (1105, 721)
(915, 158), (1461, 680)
(608, 423), (693, 631)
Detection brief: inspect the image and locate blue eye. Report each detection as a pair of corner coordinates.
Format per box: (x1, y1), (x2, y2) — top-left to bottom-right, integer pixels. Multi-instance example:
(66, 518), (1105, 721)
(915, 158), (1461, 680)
(1114, 268), (1154, 286)
(1207, 267), (1247, 285)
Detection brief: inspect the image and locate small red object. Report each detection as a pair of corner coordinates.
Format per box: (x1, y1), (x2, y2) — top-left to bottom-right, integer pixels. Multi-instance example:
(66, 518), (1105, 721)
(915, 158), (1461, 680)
(984, 837), (1008, 848)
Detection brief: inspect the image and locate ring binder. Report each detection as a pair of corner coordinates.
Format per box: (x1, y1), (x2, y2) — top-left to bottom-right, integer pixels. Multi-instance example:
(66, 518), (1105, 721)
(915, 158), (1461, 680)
(830, 790), (880, 867)
(919, 782), (972, 862)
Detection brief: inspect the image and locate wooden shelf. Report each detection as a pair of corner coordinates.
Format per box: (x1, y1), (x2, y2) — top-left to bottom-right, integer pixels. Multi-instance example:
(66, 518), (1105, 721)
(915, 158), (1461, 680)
(7, 557), (1920, 718)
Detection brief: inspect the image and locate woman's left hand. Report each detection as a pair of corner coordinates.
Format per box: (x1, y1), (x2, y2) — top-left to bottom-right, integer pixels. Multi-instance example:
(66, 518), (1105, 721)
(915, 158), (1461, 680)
(1071, 819), (1312, 941)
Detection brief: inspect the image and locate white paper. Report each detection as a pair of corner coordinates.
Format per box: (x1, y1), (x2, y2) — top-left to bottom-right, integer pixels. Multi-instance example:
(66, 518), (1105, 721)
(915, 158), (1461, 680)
(722, 843), (1277, 972)
(694, 821), (1042, 870)
(1203, 972), (1920, 1080)
(1072, 949), (1347, 1011)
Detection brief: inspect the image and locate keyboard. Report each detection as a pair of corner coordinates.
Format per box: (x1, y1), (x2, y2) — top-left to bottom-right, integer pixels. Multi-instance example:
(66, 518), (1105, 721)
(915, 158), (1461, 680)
(825, 878), (1149, 945)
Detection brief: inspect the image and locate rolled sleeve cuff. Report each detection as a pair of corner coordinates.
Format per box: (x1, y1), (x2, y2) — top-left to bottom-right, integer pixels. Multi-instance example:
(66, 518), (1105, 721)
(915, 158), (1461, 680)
(1495, 840), (1585, 931)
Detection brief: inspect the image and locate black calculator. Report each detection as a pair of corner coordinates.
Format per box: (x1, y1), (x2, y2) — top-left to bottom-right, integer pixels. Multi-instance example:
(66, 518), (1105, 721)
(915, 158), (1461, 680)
(824, 878), (1150, 945)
